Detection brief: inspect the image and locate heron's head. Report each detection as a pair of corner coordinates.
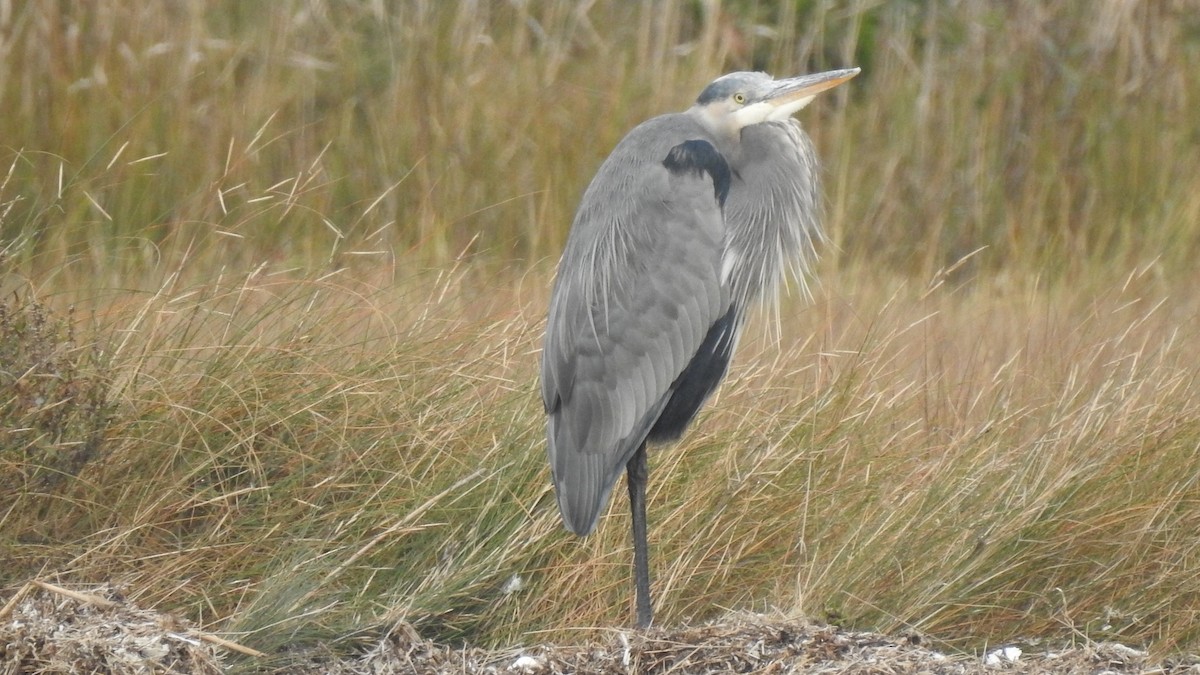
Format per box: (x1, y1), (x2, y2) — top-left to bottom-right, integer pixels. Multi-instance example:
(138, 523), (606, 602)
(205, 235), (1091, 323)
(691, 68), (859, 138)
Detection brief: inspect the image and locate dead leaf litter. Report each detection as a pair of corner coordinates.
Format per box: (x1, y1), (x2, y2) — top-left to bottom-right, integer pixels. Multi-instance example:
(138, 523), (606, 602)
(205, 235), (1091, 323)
(3, 584), (1199, 674)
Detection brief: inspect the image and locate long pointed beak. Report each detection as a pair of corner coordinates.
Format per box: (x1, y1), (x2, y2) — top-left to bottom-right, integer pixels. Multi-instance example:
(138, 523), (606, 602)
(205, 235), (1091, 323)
(763, 67), (860, 118)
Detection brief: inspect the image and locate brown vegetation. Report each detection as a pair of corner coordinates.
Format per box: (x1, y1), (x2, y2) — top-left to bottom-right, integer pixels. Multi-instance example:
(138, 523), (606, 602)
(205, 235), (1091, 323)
(3, 1), (1200, 669)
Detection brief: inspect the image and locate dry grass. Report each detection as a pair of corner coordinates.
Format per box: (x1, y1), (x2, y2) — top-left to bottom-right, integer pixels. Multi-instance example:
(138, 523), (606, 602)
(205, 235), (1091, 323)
(2, 0), (1200, 668)
(3, 2), (1197, 281)
(3, 261), (1200, 661)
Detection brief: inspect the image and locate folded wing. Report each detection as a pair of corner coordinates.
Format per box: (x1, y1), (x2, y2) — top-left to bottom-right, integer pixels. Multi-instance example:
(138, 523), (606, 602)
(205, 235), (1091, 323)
(541, 124), (739, 535)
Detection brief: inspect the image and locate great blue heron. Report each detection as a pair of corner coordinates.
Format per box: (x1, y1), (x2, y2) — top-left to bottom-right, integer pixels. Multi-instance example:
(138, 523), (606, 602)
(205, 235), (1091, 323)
(540, 67), (860, 628)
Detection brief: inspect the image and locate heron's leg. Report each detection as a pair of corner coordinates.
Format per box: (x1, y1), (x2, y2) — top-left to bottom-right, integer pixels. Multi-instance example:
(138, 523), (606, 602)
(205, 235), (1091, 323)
(627, 442), (653, 628)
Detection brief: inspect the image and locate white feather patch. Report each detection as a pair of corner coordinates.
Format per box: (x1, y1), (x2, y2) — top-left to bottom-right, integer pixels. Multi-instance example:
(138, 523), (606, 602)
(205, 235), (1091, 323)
(721, 247), (740, 285)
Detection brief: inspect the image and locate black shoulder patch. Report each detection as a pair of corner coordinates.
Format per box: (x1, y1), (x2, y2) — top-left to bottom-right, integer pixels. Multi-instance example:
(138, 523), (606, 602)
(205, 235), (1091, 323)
(646, 303), (740, 443)
(663, 140), (732, 206)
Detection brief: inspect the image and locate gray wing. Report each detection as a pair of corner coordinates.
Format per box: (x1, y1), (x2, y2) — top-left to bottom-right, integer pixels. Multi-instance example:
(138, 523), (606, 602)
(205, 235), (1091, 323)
(541, 127), (732, 536)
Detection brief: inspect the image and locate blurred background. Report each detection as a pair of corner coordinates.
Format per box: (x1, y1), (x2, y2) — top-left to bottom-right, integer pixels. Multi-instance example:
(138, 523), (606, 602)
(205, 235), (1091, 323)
(2, 0), (1197, 284)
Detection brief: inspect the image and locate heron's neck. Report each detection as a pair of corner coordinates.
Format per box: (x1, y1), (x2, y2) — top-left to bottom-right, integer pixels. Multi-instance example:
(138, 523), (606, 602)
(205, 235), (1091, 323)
(688, 106), (741, 157)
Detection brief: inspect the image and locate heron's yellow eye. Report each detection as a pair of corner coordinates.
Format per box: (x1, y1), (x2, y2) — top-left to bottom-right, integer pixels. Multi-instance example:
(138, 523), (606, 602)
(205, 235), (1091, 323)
(733, 93), (746, 104)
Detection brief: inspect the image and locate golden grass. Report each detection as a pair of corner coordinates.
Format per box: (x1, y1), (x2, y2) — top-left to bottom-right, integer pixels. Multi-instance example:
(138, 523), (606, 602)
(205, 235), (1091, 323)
(2, 2), (1197, 282)
(3, 0), (1200, 663)
(5, 259), (1200, 657)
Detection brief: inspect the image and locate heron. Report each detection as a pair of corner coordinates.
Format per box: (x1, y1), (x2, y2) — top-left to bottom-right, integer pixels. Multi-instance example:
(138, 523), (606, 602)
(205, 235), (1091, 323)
(540, 67), (860, 628)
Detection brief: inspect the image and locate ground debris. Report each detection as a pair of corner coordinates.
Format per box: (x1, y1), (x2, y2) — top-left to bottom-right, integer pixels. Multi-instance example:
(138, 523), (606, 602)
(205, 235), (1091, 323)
(1, 582), (226, 674)
(305, 614), (1200, 675)
(4, 585), (1200, 674)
